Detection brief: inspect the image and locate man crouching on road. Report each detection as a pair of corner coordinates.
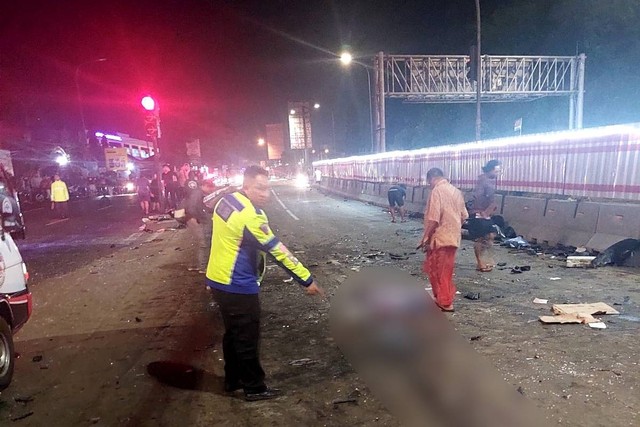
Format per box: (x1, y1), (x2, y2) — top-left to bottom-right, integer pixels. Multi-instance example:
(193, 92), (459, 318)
(419, 168), (468, 312)
(206, 165), (324, 402)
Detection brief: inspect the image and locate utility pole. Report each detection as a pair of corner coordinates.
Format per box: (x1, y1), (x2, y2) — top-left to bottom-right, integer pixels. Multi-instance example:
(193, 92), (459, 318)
(74, 58), (107, 144)
(302, 103), (309, 169)
(475, 0), (482, 141)
(141, 96), (164, 212)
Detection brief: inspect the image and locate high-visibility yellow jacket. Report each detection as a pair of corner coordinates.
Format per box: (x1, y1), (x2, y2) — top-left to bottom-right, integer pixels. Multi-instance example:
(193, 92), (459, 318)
(206, 191), (312, 294)
(51, 180), (69, 202)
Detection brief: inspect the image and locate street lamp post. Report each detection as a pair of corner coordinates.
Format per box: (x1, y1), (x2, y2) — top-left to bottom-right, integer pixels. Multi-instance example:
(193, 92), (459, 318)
(75, 58), (107, 143)
(340, 52), (375, 153)
(475, 0), (482, 141)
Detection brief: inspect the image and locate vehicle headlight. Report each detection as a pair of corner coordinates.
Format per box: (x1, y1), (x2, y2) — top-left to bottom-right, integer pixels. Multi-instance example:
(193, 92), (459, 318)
(295, 174), (309, 188)
(230, 174), (244, 187)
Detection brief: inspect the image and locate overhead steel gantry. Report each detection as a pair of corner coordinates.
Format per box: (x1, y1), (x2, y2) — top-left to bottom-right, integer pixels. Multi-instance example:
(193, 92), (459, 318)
(372, 52), (586, 152)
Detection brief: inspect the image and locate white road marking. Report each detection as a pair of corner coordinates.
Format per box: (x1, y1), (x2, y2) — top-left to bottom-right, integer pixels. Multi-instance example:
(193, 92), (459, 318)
(97, 204), (113, 211)
(45, 218), (69, 226)
(270, 189), (299, 221)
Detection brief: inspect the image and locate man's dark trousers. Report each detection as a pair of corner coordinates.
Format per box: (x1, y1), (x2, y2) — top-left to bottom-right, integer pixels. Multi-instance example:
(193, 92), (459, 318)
(212, 289), (266, 393)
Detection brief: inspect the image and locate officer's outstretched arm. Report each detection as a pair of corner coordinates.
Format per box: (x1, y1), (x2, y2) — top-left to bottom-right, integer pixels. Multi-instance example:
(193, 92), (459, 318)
(246, 216), (313, 287)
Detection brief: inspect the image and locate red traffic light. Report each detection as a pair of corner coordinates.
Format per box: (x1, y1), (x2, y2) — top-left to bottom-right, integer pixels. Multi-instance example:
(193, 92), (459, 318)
(141, 96), (156, 111)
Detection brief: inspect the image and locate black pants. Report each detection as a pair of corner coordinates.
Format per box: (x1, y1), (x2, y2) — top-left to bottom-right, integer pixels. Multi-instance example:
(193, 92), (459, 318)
(212, 289), (266, 393)
(54, 201), (68, 218)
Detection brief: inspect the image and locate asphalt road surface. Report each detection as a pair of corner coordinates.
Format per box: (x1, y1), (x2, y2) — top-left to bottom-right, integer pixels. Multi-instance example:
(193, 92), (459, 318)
(1, 183), (638, 426)
(18, 194), (152, 283)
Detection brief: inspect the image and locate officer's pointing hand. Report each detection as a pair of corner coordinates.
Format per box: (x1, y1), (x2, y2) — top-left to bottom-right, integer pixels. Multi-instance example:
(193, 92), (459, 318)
(305, 281), (325, 298)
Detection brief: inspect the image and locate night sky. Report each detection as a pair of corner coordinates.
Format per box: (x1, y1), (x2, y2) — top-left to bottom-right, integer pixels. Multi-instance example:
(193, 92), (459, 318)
(2, 0), (640, 162)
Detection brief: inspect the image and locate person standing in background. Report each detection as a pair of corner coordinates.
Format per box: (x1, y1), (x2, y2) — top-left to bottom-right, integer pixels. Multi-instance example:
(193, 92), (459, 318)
(387, 183), (407, 223)
(468, 160), (502, 272)
(162, 164), (179, 210)
(419, 168), (468, 312)
(184, 179), (215, 273)
(50, 174), (70, 219)
(136, 174), (151, 216)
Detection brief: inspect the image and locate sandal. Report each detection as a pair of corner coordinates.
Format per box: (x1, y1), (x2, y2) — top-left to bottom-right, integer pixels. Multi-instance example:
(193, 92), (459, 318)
(476, 266), (493, 272)
(436, 303), (455, 312)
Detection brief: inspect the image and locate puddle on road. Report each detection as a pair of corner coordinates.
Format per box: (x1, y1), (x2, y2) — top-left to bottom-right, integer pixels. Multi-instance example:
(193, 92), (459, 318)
(147, 361), (224, 393)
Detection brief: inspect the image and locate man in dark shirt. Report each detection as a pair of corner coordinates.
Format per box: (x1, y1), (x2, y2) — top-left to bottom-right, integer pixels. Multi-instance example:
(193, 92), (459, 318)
(468, 160), (501, 272)
(387, 183), (407, 223)
(184, 179), (215, 273)
(162, 164), (179, 210)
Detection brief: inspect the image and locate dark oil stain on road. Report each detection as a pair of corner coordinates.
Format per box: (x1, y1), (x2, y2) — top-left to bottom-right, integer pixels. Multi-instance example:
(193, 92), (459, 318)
(147, 361), (225, 394)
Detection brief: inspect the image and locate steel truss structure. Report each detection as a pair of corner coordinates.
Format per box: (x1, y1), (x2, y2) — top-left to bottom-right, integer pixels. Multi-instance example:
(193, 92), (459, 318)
(372, 52), (586, 152)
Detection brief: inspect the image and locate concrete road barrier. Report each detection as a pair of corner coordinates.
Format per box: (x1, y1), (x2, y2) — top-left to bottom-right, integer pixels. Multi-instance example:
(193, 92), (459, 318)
(321, 179), (640, 249)
(586, 203), (640, 251)
(530, 199), (578, 246)
(502, 196), (547, 240)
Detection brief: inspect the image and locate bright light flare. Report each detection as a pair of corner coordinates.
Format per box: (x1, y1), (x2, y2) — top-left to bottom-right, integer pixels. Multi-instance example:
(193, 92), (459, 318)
(313, 103), (320, 109)
(295, 173), (310, 189)
(258, 138), (266, 146)
(290, 109), (296, 115)
(56, 155), (69, 166)
(141, 96), (156, 111)
(340, 52), (353, 65)
(125, 182), (135, 192)
(230, 174), (244, 187)
(126, 162), (135, 171)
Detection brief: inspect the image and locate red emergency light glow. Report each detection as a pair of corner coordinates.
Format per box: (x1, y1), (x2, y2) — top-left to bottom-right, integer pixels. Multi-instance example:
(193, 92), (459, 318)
(141, 96), (156, 111)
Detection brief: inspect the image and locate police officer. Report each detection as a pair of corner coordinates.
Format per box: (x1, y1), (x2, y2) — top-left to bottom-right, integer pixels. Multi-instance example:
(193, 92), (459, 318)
(206, 166), (323, 401)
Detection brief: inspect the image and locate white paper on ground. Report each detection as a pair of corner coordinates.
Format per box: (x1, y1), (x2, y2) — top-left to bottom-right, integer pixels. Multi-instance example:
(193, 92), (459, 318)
(589, 322), (607, 329)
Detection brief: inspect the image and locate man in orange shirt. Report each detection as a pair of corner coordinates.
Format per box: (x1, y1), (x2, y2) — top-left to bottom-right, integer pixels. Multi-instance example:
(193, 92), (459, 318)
(419, 168), (468, 312)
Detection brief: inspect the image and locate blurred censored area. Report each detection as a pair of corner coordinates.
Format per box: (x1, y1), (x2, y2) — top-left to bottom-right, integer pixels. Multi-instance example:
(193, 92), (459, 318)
(330, 268), (550, 427)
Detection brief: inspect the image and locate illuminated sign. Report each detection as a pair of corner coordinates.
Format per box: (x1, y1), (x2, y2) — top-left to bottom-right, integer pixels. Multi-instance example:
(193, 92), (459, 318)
(104, 148), (128, 171)
(288, 102), (312, 150)
(95, 132), (123, 142)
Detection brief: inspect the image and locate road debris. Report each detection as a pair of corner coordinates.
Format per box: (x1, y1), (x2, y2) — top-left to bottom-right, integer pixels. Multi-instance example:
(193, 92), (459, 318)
(549, 277), (561, 281)
(539, 302), (619, 324)
(533, 298), (548, 304)
(32, 355), (43, 362)
(566, 256), (596, 268)
(591, 238), (640, 267)
(503, 236), (530, 249)
(539, 313), (598, 324)
(588, 322), (607, 329)
(289, 358), (317, 367)
(464, 292), (480, 300)
(552, 302), (619, 316)
(332, 398), (358, 405)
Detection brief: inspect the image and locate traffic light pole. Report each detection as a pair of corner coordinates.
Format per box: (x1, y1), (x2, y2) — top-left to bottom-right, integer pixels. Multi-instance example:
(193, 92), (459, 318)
(152, 135), (165, 213)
